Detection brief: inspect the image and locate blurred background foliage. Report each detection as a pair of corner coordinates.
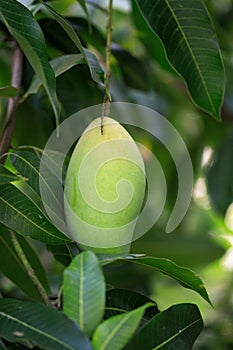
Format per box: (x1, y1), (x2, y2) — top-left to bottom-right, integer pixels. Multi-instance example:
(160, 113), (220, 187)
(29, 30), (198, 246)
(0, 0), (233, 349)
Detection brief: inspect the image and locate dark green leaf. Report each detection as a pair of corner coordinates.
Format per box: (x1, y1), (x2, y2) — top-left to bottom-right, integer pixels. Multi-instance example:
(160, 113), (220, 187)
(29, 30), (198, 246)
(135, 0), (225, 120)
(24, 54), (85, 98)
(0, 0), (60, 126)
(10, 150), (66, 229)
(0, 225), (50, 301)
(126, 303), (203, 350)
(47, 243), (79, 266)
(92, 303), (152, 350)
(0, 165), (18, 184)
(63, 251), (105, 336)
(0, 86), (18, 97)
(0, 184), (69, 245)
(76, 0), (91, 33)
(0, 298), (92, 350)
(125, 256), (212, 305)
(105, 289), (159, 326)
(42, 1), (104, 85)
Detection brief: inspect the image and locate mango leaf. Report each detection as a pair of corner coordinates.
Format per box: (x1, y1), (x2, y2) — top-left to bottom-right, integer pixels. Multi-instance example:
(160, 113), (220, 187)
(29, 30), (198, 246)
(47, 242), (80, 266)
(0, 225), (50, 301)
(0, 86), (18, 97)
(0, 184), (69, 245)
(105, 289), (159, 327)
(0, 164), (19, 184)
(42, 1), (104, 85)
(63, 251), (105, 336)
(24, 54), (85, 98)
(10, 150), (66, 229)
(0, 0), (60, 126)
(76, 0), (91, 33)
(124, 256), (212, 305)
(135, 0), (225, 120)
(0, 298), (92, 350)
(126, 303), (203, 350)
(92, 303), (152, 350)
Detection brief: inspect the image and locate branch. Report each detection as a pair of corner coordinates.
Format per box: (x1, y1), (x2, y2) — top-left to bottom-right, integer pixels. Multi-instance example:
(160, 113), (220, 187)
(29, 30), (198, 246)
(0, 43), (23, 164)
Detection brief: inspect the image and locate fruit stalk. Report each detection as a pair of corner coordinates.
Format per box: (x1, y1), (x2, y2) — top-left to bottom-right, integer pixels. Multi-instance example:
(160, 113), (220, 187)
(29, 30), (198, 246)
(101, 0), (113, 134)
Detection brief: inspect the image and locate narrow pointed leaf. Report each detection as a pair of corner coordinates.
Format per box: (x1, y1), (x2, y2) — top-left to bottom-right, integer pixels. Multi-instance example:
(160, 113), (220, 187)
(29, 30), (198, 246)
(0, 298), (92, 350)
(125, 256), (212, 305)
(0, 184), (69, 245)
(24, 54), (85, 98)
(0, 164), (19, 184)
(42, 1), (104, 85)
(63, 251), (105, 336)
(135, 0), (225, 120)
(0, 225), (50, 301)
(0, 86), (18, 97)
(92, 303), (152, 350)
(0, 0), (60, 126)
(10, 150), (66, 228)
(126, 303), (203, 350)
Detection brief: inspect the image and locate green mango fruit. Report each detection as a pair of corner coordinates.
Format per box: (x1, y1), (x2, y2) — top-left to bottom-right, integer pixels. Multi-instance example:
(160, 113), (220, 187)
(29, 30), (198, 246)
(64, 117), (145, 257)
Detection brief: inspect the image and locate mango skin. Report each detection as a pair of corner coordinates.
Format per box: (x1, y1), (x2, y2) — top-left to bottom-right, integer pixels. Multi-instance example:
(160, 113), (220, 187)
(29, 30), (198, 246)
(64, 117), (145, 256)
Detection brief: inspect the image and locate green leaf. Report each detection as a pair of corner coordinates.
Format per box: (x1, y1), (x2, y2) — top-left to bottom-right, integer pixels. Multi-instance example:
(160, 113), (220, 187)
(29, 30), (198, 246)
(63, 251), (105, 336)
(0, 86), (18, 97)
(125, 256), (212, 305)
(0, 184), (69, 245)
(0, 164), (19, 184)
(92, 303), (152, 350)
(24, 54), (85, 98)
(105, 289), (159, 326)
(42, 1), (104, 85)
(0, 0), (60, 126)
(47, 243), (80, 266)
(126, 303), (203, 350)
(10, 150), (66, 229)
(0, 298), (92, 350)
(76, 0), (91, 33)
(0, 225), (50, 301)
(135, 0), (225, 120)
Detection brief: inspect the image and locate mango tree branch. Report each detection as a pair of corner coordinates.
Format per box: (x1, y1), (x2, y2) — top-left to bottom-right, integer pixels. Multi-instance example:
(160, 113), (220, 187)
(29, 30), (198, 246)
(0, 42), (23, 163)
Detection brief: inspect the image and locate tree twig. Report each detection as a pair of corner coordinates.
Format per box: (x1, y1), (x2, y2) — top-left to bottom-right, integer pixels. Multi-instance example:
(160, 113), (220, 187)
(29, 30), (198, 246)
(0, 42), (23, 164)
(101, 0), (113, 134)
(9, 230), (51, 306)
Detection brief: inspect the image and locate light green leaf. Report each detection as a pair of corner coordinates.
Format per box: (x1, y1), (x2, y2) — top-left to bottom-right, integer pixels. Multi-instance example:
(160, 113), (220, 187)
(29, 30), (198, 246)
(0, 86), (18, 97)
(125, 256), (212, 305)
(0, 298), (92, 350)
(0, 184), (69, 245)
(126, 303), (203, 350)
(0, 0), (60, 126)
(135, 0), (225, 120)
(24, 54), (85, 98)
(63, 251), (105, 336)
(92, 303), (152, 350)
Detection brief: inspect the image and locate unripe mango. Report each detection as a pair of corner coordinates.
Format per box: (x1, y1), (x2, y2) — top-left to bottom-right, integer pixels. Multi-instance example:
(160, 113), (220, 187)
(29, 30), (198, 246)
(64, 117), (145, 256)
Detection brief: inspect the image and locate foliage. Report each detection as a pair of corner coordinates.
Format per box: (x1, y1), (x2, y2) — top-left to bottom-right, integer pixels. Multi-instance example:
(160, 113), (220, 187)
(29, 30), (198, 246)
(0, 0), (232, 349)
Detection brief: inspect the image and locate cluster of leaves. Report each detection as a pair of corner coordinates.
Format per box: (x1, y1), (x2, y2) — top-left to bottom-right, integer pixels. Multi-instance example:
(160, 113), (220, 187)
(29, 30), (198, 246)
(0, 0), (230, 349)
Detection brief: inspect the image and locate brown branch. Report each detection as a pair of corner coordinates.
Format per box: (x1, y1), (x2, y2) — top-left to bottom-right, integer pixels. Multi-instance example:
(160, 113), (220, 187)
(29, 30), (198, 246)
(0, 43), (23, 164)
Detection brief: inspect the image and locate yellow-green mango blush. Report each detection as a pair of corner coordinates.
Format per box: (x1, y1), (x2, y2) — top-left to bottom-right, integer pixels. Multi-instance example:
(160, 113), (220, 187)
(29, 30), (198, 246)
(64, 117), (146, 256)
